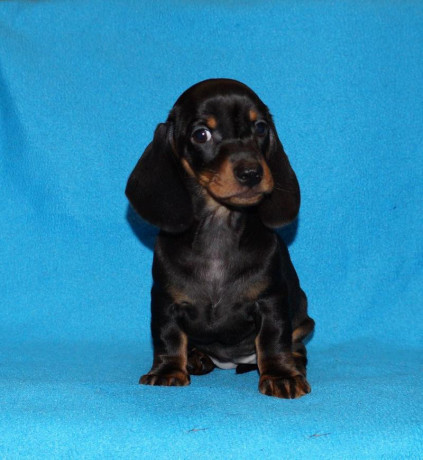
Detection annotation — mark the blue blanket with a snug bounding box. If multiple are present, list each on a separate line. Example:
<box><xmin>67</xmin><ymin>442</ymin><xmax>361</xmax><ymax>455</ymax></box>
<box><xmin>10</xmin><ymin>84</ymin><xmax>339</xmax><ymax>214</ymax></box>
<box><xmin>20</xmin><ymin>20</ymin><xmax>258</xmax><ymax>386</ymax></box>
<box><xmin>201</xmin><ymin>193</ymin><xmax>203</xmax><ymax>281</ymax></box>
<box><xmin>1</xmin><ymin>1</ymin><xmax>422</xmax><ymax>457</ymax></box>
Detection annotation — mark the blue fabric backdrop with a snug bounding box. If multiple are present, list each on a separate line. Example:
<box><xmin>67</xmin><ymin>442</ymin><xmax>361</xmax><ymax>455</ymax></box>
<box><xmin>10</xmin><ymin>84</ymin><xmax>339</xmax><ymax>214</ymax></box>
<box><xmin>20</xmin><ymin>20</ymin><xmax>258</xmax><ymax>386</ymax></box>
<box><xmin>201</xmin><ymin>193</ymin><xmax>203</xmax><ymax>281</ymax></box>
<box><xmin>1</xmin><ymin>1</ymin><xmax>422</xmax><ymax>458</ymax></box>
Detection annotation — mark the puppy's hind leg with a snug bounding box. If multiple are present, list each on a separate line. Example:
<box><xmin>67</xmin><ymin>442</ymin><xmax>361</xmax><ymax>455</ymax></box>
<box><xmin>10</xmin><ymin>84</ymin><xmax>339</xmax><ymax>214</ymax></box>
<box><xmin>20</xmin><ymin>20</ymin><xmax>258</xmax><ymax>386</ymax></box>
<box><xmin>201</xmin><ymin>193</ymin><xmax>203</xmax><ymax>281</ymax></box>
<box><xmin>187</xmin><ymin>348</ymin><xmax>216</xmax><ymax>375</ymax></box>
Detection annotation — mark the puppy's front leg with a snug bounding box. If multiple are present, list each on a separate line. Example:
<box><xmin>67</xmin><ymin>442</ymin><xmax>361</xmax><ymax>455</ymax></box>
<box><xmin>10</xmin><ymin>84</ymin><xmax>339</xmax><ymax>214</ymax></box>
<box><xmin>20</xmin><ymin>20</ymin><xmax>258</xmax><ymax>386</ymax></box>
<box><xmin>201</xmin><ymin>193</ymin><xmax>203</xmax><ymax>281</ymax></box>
<box><xmin>140</xmin><ymin>290</ymin><xmax>190</xmax><ymax>387</ymax></box>
<box><xmin>255</xmin><ymin>295</ymin><xmax>310</xmax><ymax>399</ymax></box>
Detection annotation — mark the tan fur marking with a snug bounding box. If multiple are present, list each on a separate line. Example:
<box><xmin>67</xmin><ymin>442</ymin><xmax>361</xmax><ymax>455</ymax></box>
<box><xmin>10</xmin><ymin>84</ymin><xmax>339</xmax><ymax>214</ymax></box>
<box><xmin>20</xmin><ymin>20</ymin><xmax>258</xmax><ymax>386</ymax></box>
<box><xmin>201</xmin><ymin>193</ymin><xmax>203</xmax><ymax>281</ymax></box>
<box><xmin>255</xmin><ymin>340</ymin><xmax>300</xmax><ymax>377</ymax></box>
<box><xmin>206</xmin><ymin>116</ymin><xmax>217</xmax><ymax>129</ymax></box>
<box><xmin>207</xmin><ymin>157</ymin><xmax>274</xmax><ymax>204</ymax></box>
<box><xmin>197</xmin><ymin>170</ymin><xmax>214</xmax><ymax>187</ymax></box>
<box><xmin>260</xmin><ymin>159</ymin><xmax>274</xmax><ymax>193</ymax></box>
<box><xmin>255</xmin><ymin>336</ymin><xmax>264</xmax><ymax>374</ymax></box>
<box><xmin>207</xmin><ymin>157</ymin><xmax>241</xmax><ymax>198</ymax></box>
<box><xmin>181</xmin><ymin>158</ymin><xmax>196</xmax><ymax>177</ymax></box>
<box><xmin>292</xmin><ymin>318</ymin><xmax>315</xmax><ymax>343</ymax></box>
<box><xmin>292</xmin><ymin>327</ymin><xmax>303</xmax><ymax>344</ymax></box>
<box><xmin>179</xmin><ymin>331</ymin><xmax>188</xmax><ymax>371</ymax></box>
<box><xmin>184</xmin><ymin>153</ymin><xmax>274</xmax><ymax>206</ymax></box>
<box><xmin>249</xmin><ymin>110</ymin><xmax>258</xmax><ymax>121</ymax></box>
<box><xmin>246</xmin><ymin>279</ymin><xmax>269</xmax><ymax>300</ymax></box>
<box><xmin>168</xmin><ymin>286</ymin><xmax>192</xmax><ymax>305</ymax></box>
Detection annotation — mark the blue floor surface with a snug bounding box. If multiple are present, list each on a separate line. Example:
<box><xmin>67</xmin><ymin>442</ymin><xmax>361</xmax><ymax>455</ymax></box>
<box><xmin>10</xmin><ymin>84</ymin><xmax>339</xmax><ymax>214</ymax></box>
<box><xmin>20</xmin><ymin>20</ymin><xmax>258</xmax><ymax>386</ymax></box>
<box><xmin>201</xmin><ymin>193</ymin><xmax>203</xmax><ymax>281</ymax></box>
<box><xmin>1</xmin><ymin>341</ymin><xmax>422</xmax><ymax>458</ymax></box>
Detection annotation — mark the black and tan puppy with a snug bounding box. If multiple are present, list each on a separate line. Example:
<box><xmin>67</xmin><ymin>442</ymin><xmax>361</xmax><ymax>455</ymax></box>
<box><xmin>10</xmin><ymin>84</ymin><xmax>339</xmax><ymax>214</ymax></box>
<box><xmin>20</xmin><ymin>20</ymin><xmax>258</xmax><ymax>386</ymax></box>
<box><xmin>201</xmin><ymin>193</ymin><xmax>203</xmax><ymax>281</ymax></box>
<box><xmin>126</xmin><ymin>79</ymin><xmax>314</xmax><ymax>398</ymax></box>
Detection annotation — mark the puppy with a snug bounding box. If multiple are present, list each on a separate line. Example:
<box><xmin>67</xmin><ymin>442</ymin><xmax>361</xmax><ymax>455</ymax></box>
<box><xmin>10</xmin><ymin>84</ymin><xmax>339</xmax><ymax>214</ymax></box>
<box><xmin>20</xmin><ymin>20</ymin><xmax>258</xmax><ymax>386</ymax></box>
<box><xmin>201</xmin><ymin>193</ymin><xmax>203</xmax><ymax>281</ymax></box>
<box><xmin>126</xmin><ymin>78</ymin><xmax>314</xmax><ymax>398</ymax></box>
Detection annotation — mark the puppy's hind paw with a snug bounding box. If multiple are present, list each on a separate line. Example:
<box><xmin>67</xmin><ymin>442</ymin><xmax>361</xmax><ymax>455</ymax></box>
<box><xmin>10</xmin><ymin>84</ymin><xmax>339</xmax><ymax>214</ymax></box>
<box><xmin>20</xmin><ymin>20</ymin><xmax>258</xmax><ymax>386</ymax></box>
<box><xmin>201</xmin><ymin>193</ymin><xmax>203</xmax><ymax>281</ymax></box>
<box><xmin>187</xmin><ymin>348</ymin><xmax>216</xmax><ymax>375</ymax></box>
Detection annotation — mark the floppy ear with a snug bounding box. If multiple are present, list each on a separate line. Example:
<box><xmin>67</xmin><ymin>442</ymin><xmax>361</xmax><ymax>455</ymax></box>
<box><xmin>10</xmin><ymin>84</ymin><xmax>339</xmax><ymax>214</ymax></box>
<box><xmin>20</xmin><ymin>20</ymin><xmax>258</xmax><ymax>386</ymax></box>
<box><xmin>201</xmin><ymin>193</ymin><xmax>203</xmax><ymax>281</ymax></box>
<box><xmin>258</xmin><ymin>128</ymin><xmax>300</xmax><ymax>228</ymax></box>
<box><xmin>125</xmin><ymin>122</ymin><xmax>193</xmax><ymax>233</ymax></box>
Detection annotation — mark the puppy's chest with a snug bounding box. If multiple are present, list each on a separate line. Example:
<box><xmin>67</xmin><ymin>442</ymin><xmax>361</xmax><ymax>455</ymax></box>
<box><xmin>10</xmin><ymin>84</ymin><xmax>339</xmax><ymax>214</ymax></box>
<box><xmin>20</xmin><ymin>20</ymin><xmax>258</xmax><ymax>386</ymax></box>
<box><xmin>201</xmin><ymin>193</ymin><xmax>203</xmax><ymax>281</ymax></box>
<box><xmin>172</xmin><ymin>253</ymin><xmax>233</xmax><ymax>310</ymax></box>
<box><xmin>172</xmin><ymin>247</ymin><xmax>257</xmax><ymax>341</ymax></box>
<box><xmin>198</xmin><ymin>248</ymin><xmax>231</xmax><ymax>286</ymax></box>
<box><xmin>165</xmin><ymin>246</ymin><xmax>247</xmax><ymax>308</ymax></box>
<box><xmin>189</xmin><ymin>226</ymin><xmax>244</xmax><ymax>293</ymax></box>
<box><xmin>157</xmin><ymin>217</ymin><xmax>274</xmax><ymax>308</ymax></box>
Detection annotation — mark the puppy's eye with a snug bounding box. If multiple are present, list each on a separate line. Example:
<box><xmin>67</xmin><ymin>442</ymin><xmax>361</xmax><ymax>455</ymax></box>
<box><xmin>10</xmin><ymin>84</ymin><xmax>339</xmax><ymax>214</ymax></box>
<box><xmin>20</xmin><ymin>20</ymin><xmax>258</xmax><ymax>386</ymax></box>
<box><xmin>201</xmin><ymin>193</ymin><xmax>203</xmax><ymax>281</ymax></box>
<box><xmin>254</xmin><ymin>121</ymin><xmax>268</xmax><ymax>137</ymax></box>
<box><xmin>191</xmin><ymin>128</ymin><xmax>212</xmax><ymax>144</ymax></box>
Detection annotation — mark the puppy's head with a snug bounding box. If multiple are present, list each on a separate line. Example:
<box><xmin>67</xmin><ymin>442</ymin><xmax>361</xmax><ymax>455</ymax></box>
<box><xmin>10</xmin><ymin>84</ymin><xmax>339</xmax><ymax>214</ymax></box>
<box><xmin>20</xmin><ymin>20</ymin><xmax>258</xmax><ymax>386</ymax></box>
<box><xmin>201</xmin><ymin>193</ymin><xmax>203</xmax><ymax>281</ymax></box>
<box><xmin>126</xmin><ymin>79</ymin><xmax>300</xmax><ymax>233</ymax></box>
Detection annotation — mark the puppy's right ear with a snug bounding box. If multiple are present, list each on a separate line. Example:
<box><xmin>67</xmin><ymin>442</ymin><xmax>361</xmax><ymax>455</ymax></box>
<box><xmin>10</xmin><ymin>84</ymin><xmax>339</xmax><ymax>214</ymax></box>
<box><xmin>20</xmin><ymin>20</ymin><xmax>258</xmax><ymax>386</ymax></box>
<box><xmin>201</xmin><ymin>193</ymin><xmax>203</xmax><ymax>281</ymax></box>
<box><xmin>125</xmin><ymin>123</ymin><xmax>193</xmax><ymax>233</ymax></box>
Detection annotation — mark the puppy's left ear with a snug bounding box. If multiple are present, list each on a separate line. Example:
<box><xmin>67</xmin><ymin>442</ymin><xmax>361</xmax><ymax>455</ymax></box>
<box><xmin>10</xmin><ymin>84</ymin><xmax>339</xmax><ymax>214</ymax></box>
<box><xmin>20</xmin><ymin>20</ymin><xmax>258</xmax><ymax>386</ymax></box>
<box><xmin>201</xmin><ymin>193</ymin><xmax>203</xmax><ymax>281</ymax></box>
<box><xmin>258</xmin><ymin>127</ymin><xmax>300</xmax><ymax>228</ymax></box>
<box><xmin>125</xmin><ymin>122</ymin><xmax>193</xmax><ymax>233</ymax></box>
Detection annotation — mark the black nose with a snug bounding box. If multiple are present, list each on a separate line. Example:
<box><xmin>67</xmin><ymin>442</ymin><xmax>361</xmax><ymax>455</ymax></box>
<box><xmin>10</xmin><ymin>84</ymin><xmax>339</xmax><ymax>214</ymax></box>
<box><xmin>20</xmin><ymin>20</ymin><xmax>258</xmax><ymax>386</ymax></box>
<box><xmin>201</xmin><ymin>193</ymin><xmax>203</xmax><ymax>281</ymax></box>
<box><xmin>234</xmin><ymin>163</ymin><xmax>263</xmax><ymax>187</ymax></box>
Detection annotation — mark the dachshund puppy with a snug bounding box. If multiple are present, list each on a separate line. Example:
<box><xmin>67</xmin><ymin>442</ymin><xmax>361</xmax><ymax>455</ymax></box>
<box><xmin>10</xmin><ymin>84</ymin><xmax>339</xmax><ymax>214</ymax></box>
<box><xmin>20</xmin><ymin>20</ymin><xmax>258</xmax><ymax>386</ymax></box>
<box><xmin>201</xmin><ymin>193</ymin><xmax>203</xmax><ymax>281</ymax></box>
<box><xmin>126</xmin><ymin>79</ymin><xmax>314</xmax><ymax>398</ymax></box>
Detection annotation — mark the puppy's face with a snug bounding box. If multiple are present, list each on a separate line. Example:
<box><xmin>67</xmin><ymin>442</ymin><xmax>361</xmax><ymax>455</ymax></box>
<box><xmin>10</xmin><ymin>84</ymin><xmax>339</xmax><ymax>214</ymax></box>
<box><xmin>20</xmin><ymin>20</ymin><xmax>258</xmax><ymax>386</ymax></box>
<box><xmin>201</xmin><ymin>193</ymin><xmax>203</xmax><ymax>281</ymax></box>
<box><xmin>171</xmin><ymin>80</ymin><xmax>275</xmax><ymax>207</ymax></box>
<box><xmin>126</xmin><ymin>78</ymin><xmax>300</xmax><ymax>232</ymax></box>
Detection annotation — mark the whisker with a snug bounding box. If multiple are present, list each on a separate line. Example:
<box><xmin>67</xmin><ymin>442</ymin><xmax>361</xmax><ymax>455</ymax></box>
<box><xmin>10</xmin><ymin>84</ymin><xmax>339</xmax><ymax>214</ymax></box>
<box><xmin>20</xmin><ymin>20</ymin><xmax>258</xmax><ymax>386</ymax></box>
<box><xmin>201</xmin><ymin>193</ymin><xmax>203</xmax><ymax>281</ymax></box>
<box><xmin>273</xmin><ymin>182</ymin><xmax>297</xmax><ymax>194</ymax></box>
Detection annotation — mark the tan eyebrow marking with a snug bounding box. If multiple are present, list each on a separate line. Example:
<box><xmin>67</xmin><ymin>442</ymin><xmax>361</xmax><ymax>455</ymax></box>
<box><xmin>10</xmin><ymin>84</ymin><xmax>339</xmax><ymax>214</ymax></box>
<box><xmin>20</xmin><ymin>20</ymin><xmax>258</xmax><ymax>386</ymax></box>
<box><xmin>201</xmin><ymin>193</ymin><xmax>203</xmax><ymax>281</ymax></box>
<box><xmin>206</xmin><ymin>116</ymin><xmax>217</xmax><ymax>129</ymax></box>
<box><xmin>249</xmin><ymin>110</ymin><xmax>258</xmax><ymax>121</ymax></box>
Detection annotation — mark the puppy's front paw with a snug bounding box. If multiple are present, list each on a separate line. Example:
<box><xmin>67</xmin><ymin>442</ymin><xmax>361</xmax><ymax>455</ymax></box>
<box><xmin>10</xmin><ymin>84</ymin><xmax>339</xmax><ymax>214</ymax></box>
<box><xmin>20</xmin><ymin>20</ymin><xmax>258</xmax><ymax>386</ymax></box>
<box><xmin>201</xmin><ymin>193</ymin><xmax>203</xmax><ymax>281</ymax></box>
<box><xmin>139</xmin><ymin>371</ymin><xmax>190</xmax><ymax>387</ymax></box>
<box><xmin>259</xmin><ymin>374</ymin><xmax>310</xmax><ymax>399</ymax></box>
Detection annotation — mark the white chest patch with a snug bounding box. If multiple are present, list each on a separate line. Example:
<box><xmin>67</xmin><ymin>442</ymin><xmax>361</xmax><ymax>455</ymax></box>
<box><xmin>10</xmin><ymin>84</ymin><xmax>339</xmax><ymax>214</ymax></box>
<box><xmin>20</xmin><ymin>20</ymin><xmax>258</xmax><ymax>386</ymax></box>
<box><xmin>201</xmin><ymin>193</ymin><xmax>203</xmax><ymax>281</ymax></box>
<box><xmin>209</xmin><ymin>353</ymin><xmax>257</xmax><ymax>370</ymax></box>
